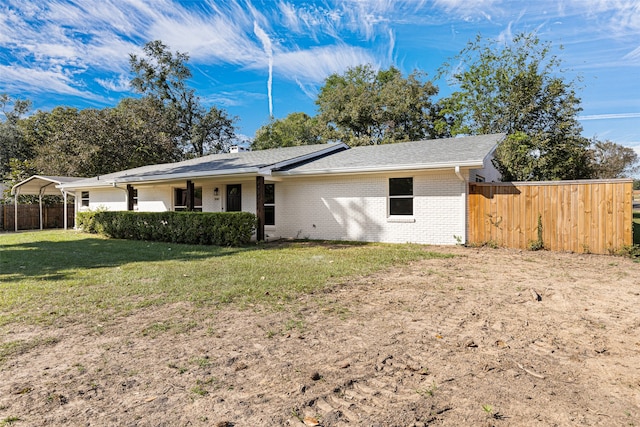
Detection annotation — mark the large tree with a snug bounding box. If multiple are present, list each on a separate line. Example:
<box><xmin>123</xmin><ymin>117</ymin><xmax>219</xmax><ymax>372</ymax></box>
<box><xmin>315</xmin><ymin>65</ymin><xmax>441</xmax><ymax>146</ymax></box>
<box><xmin>589</xmin><ymin>139</ymin><xmax>639</xmax><ymax>179</ymax></box>
<box><xmin>251</xmin><ymin>112</ymin><xmax>322</xmax><ymax>150</ymax></box>
<box><xmin>439</xmin><ymin>33</ymin><xmax>591</xmax><ymax>181</ymax></box>
<box><xmin>129</xmin><ymin>40</ymin><xmax>237</xmax><ymax>157</ymax></box>
<box><xmin>0</xmin><ymin>94</ymin><xmax>32</xmax><ymax>177</ymax></box>
<box><xmin>19</xmin><ymin>99</ymin><xmax>182</xmax><ymax>177</ymax></box>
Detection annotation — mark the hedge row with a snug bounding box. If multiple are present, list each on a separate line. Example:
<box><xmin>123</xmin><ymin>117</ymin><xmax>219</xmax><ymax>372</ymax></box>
<box><xmin>77</xmin><ymin>211</ymin><xmax>256</xmax><ymax>246</ymax></box>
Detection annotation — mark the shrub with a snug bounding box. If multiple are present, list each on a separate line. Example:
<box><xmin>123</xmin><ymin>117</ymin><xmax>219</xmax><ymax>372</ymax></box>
<box><xmin>77</xmin><ymin>211</ymin><xmax>256</xmax><ymax>246</ymax></box>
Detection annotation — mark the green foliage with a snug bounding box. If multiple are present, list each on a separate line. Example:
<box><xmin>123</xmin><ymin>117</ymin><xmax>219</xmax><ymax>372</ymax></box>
<box><xmin>77</xmin><ymin>211</ymin><xmax>256</xmax><ymax>246</ymax></box>
<box><xmin>0</xmin><ymin>94</ymin><xmax>32</xmax><ymax>177</ymax></box>
<box><xmin>252</xmin><ymin>113</ymin><xmax>322</xmax><ymax>150</ymax></box>
<box><xmin>2</xmin><ymin>159</ymin><xmax>37</xmax><ymax>202</ymax></box>
<box><xmin>129</xmin><ymin>40</ymin><xmax>237</xmax><ymax>156</ymax></box>
<box><xmin>589</xmin><ymin>138</ymin><xmax>640</xmax><ymax>179</ymax></box>
<box><xmin>18</xmin><ymin>102</ymin><xmax>182</xmax><ymax>177</ymax></box>
<box><xmin>634</xmin><ymin>180</ymin><xmax>640</xmax><ymax>190</ymax></box>
<box><xmin>316</xmin><ymin>64</ymin><xmax>442</xmax><ymax>146</ymax></box>
<box><xmin>439</xmin><ymin>32</ymin><xmax>591</xmax><ymax>181</ymax></box>
<box><xmin>528</xmin><ymin>214</ymin><xmax>545</xmax><ymax>251</ymax></box>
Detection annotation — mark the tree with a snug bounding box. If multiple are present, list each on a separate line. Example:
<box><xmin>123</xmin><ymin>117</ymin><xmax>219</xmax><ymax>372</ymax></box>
<box><xmin>19</xmin><ymin>99</ymin><xmax>183</xmax><ymax>177</ymax></box>
<box><xmin>439</xmin><ymin>33</ymin><xmax>591</xmax><ymax>181</ymax></box>
<box><xmin>129</xmin><ymin>40</ymin><xmax>237</xmax><ymax>157</ymax></box>
<box><xmin>589</xmin><ymin>139</ymin><xmax>639</xmax><ymax>179</ymax></box>
<box><xmin>316</xmin><ymin>65</ymin><xmax>441</xmax><ymax>146</ymax></box>
<box><xmin>20</xmin><ymin>106</ymin><xmax>96</xmax><ymax>177</ymax></box>
<box><xmin>0</xmin><ymin>94</ymin><xmax>32</xmax><ymax>177</ymax></box>
<box><xmin>251</xmin><ymin>112</ymin><xmax>322</xmax><ymax>150</ymax></box>
<box><xmin>2</xmin><ymin>158</ymin><xmax>37</xmax><ymax>202</ymax></box>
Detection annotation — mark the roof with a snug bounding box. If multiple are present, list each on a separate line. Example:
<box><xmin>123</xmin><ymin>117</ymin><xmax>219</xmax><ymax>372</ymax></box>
<box><xmin>276</xmin><ymin>133</ymin><xmax>505</xmax><ymax>175</ymax></box>
<box><xmin>59</xmin><ymin>143</ymin><xmax>348</xmax><ymax>189</ymax></box>
<box><xmin>56</xmin><ymin>134</ymin><xmax>503</xmax><ymax>190</ymax></box>
<box><xmin>12</xmin><ymin>175</ymin><xmax>85</xmax><ymax>196</ymax></box>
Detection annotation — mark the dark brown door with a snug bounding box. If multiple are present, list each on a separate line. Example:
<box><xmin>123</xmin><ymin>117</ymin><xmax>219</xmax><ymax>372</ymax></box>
<box><xmin>226</xmin><ymin>184</ymin><xmax>241</xmax><ymax>212</ymax></box>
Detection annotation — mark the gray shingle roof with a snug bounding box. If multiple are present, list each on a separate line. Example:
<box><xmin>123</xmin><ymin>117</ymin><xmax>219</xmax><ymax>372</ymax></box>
<box><xmin>62</xmin><ymin>144</ymin><xmax>346</xmax><ymax>188</ymax></box>
<box><xmin>278</xmin><ymin>133</ymin><xmax>504</xmax><ymax>174</ymax></box>
<box><xmin>59</xmin><ymin>134</ymin><xmax>503</xmax><ymax>189</ymax></box>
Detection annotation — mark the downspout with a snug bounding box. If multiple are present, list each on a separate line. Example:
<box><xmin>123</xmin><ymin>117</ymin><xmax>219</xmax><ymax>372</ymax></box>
<box><xmin>454</xmin><ymin>166</ymin><xmax>467</xmax><ymax>245</ymax></box>
<box><xmin>111</xmin><ymin>182</ymin><xmax>129</xmax><ymax>209</ymax></box>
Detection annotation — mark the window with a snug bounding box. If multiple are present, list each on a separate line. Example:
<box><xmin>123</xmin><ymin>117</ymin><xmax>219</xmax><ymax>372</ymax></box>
<box><xmin>132</xmin><ymin>189</ymin><xmax>138</xmax><ymax>209</ymax></box>
<box><xmin>264</xmin><ymin>184</ymin><xmax>275</xmax><ymax>226</ymax></box>
<box><xmin>389</xmin><ymin>177</ymin><xmax>413</xmax><ymax>216</ymax></box>
<box><xmin>174</xmin><ymin>187</ymin><xmax>202</xmax><ymax>211</ymax></box>
<box><xmin>81</xmin><ymin>191</ymin><xmax>90</xmax><ymax>207</ymax></box>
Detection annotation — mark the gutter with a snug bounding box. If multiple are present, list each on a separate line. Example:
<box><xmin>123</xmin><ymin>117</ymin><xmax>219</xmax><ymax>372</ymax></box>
<box><xmin>273</xmin><ymin>160</ymin><xmax>485</xmax><ymax>177</ymax></box>
<box><xmin>59</xmin><ymin>169</ymin><xmax>261</xmax><ymax>190</ymax></box>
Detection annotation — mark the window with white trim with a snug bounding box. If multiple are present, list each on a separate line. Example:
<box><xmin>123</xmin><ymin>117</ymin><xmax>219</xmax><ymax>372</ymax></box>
<box><xmin>81</xmin><ymin>191</ymin><xmax>90</xmax><ymax>207</ymax></box>
<box><xmin>264</xmin><ymin>184</ymin><xmax>275</xmax><ymax>226</ymax></box>
<box><xmin>389</xmin><ymin>177</ymin><xmax>413</xmax><ymax>216</ymax></box>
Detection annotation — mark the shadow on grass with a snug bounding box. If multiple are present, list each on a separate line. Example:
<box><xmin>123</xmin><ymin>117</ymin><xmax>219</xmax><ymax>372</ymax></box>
<box><xmin>0</xmin><ymin>234</ymin><xmax>253</xmax><ymax>282</ymax></box>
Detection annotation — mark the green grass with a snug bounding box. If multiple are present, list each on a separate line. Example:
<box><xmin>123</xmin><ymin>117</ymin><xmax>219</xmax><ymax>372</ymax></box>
<box><xmin>0</xmin><ymin>230</ymin><xmax>452</xmax><ymax>327</ymax></box>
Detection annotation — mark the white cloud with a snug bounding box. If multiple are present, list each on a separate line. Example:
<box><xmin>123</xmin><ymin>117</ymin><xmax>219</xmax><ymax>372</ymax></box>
<box><xmin>271</xmin><ymin>45</ymin><xmax>379</xmax><ymax>84</ymax></box>
<box><xmin>623</xmin><ymin>45</ymin><xmax>640</xmax><ymax>61</ymax></box>
<box><xmin>95</xmin><ymin>74</ymin><xmax>130</xmax><ymax>92</ymax></box>
<box><xmin>0</xmin><ymin>64</ymin><xmax>100</xmax><ymax>99</ymax></box>
<box><xmin>432</xmin><ymin>0</ymin><xmax>501</xmax><ymax>21</ymax></box>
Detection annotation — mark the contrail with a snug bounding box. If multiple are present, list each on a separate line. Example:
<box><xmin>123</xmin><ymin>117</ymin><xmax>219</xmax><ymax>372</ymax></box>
<box><xmin>579</xmin><ymin>112</ymin><xmax>640</xmax><ymax>121</ymax></box>
<box><xmin>254</xmin><ymin>21</ymin><xmax>273</xmax><ymax>118</ymax></box>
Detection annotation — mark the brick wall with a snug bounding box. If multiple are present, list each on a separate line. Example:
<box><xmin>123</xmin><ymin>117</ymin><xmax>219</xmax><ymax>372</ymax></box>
<box><xmin>275</xmin><ymin>170</ymin><xmax>468</xmax><ymax>245</ymax></box>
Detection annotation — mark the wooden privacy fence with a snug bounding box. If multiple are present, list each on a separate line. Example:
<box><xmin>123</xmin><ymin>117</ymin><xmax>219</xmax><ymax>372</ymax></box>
<box><xmin>1</xmin><ymin>204</ymin><xmax>74</xmax><ymax>231</ymax></box>
<box><xmin>468</xmin><ymin>179</ymin><xmax>633</xmax><ymax>254</ymax></box>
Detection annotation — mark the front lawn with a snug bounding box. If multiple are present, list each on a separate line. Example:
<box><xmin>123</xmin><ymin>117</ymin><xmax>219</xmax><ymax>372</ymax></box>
<box><xmin>0</xmin><ymin>230</ymin><xmax>451</xmax><ymax>326</ymax></box>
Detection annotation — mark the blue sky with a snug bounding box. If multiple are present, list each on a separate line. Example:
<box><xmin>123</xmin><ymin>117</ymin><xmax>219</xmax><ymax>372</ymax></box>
<box><xmin>1</xmin><ymin>0</ymin><xmax>639</xmax><ymax>156</ymax></box>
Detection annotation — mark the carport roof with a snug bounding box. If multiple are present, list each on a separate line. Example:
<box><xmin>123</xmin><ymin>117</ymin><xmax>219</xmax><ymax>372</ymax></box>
<box><xmin>11</xmin><ymin>175</ymin><xmax>85</xmax><ymax>196</ymax></box>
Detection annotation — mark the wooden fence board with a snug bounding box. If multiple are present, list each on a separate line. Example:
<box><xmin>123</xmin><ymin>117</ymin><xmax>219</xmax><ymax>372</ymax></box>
<box><xmin>468</xmin><ymin>179</ymin><xmax>633</xmax><ymax>254</ymax></box>
<box><xmin>2</xmin><ymin>204</ymin><xmax>74</xmax><ymax>231</ymax></box>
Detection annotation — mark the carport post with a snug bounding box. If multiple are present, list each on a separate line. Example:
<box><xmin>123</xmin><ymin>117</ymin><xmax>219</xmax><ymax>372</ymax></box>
<box><xmin>39</xmin><ymin>188</ymin><xmax>44</xmax><ymax>230</ymax></box>
<box><xmin>63</xmin><ymin>191</ymin><xmax>68</xmax><ymax>230</ymax></box>
<box><xmin>13</xmin><ymin>188</ymin><xmax>19</xmax><ymax>232</ymax></box>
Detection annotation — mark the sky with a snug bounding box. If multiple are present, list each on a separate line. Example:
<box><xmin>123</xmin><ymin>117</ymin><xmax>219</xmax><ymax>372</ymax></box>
<box><xmin>1</xmin><ymin>0</ymin><xmax>639</xmax><ymax>157</ymax></box>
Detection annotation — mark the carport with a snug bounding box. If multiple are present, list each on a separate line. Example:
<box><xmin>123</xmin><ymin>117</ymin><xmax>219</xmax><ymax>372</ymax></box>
<box><xmin>10</xmin><ymin>175</ymin><xmax>83</xmax><ymax>231</ymax></box>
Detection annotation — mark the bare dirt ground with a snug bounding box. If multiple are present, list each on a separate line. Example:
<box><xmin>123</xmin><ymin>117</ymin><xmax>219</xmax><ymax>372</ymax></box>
<box><xmin>2</xmin><ymin>246</ymin><xmax>640</xmax><ymax>426</ymax></box>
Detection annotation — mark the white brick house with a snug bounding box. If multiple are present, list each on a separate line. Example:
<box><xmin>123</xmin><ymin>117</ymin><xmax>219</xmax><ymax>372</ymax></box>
<box><xmin>52</xmin><ymin>134</ymin><xmax>504</xmax><ymax>245</ymax></box>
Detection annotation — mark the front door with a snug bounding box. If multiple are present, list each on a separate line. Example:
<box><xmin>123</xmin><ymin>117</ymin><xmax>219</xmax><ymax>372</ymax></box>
<box><xmin>226</xmin><ymin>184</ymin><xmax>241</xmax><ymax>212</ymax></box>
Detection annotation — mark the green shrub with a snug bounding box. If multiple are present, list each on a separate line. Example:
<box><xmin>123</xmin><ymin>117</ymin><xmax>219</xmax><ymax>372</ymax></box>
<box><xmin>77</xmin><ymin>211</ymin><xmax>256</xmax><ymax>246</ymax></box>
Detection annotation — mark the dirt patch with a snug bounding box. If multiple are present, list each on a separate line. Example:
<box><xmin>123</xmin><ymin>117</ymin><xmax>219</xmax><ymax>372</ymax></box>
<box><xmin>2</xmin><ymin>246</ymin><xmax>640</xmax><ymax>426</ymax></box>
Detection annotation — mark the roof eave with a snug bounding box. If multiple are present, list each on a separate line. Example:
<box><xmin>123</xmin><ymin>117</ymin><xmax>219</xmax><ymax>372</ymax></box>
<box><xmin>59</xmin><ymin>168</ymin><xmax>261</xmax><ymax>190</ymax></box>
<box><xmin>273</xmin><ymin>160</ymin><xmax>486</xmax><ymax>177</ymax></box>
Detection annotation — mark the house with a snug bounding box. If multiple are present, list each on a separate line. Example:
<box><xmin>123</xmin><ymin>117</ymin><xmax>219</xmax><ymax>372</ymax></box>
<box><xmin>52</xmin><ymin>133</ymin><xmax>504</xmax><ymax>245</ymax></box>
